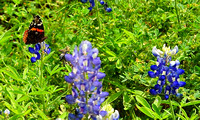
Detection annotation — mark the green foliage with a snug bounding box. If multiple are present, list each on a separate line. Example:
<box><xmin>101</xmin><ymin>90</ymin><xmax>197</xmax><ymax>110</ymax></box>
<box><xmin>0</xmin><ymin>0</ymin><xmax>200</xmax><ymax>119</ymax></box>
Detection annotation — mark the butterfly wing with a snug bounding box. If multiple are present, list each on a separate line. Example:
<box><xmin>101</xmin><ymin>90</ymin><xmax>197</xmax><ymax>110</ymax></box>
<box><xmin>23</xmin><ymin>15</ymin><xmax>46</xmax><ymax>44</ymax></box>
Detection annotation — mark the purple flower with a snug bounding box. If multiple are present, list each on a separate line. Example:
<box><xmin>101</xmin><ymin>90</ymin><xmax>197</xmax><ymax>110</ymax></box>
<box><xmin>148</xmin><ymin>45</ymin><xmax>186</xmax><ymax>100</ymax></box>
<box><xmin>68</xmin><ymin>109</ymin><xmax>83</xmax><ymax>120</ymax></box>
<box><xmin>64</xmin><ymin>40</ymin><xmax>109</xmax><ymax>119</ymax></box>
<box><xmin>80</xmin><ymin>0</ymin><xmax>112</xmax><ymax>12</ymax></box>
<box><xmin>28</xmin><ymin>42</ymin><xmax>51</xmax><ymax>63</ymax></box>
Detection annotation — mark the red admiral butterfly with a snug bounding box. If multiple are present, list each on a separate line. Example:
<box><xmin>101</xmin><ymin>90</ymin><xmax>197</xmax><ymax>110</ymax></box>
<box><xmin>23</xmin><ymin>15</ymin><xmax>47</xmax><ymax>44</ymax></box>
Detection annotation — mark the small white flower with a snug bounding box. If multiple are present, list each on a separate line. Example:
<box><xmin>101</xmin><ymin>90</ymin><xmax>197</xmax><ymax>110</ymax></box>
<box><xmin>110</xmin><ymin>110</ymin><xmax>119</xmax><ymax>120</ymax></box>
<box><xmin>96</xmin><ymin>115</ymin><xmax>103</xmax><ymax>120</ymax></box>
<box><xmin>4</xmin><ymin>109</ymin><xmax>10</xmax><ymax>115</ymax></box>
<box><xmin>55</xmin><ymin>118</ymin><xmax>62</xmax><ymax>120</ymax></box>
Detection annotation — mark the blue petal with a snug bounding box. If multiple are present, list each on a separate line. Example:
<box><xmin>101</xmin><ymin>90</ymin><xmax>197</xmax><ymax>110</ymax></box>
<box><xmin>88</xmin><ymin>7</ymin><xmax>93</xmax><ymax>11</ymax></box>
<box><xmin>64</xmin><ymin>75</ymin><xmax>73</xmax><ymax>83</ymax></box>
<box><xmin>35</xmin><ymin>52</ymin><xmax>41</xmax><ymax>60</ymax></box>
<box><xmin>99</xmin><ymin>0</ymin><xmax>104</xmax><ymax>5</ymax></box>
<box><xmin>150</xmin><ymin>89</ymin><xmax>157</xmax><ymax>95</ymax></box>
<box><xmin>29</xmin><ymin>47</ymin><xmax>35</xmax><ymax>53</ymax></box>
<box><xmin>177</xmin><ymin>69</ymin><xmax>185</xmax><ymax>75</ymax></box>
<box><xmin>93</xmin><ymin>57</ymin><xmax>101</xmax><ymax>66</ymax></box>
<box><xmin>31</xmin><ymin>57</ymin><xmax>37</xmax><ymax>63</ymax></box>
<box><xmin>47</xmin><ymin>48</ymin><xmax>51</xmax><ymax>54</ymax></box>
<box><xmin>93</xmin><ymin>105</ymin><xmax>100</xmax><ymax>114</ymax></box>
<box><xmin>179</xmin><ymin>81</ymin><xmax>186</xmax><ymax>87</ymax></box>
<box><xmin>89</xmin><ymin>0</ymin><xmax>95</xmax><ymax>7</ymax></box>
<box><xmin>68</xmin><ymin>113</ymin><xmax>76</xmax><ymax>120</ymax></box>
<box><xmin>100</xmin><ymin>111</ymin><xmax>107</xmax><ymax>117</ymax></box>
<box><xmin>65</xmin><ymin>54</ymin><xmax>73</xmax><ymax>62</ymax></box>
<box><xmin>165</xmin><ymin>94</ymin><xmax>169</xmax><ymax>100</ymax></box>
<box><xmin>81</xmin><ymin>0</ymin><xmax>88</xmax><ymax>3</ymax></box>
<box><xmin>97</xmin><ymin>72</ymin><xmax>106</xmax><ymax>79</ymax></box>
<box><xmin>69</xmin><ymin>72</ymin><xmax>76</xmax><ymax>79</ymax></box>
<box><xmin>154</xmin><ymin>84</ymin><xmax>161</xmax><ymax>90</ymax></box>
<box><xmin>176</xmin><ymin>93</ymin><xmax>183</xmax><ymax>98</ymax></box>
<box><xmin>35</xmin><ymin>43</ymin><xmax>41</xmax><ymax>51</ymax></box>
<box><xmin>80</xmin><ymin>90</ymin><xmax>85</xmax><ymax>96</ymax></box>
<box><xmin>99</xmin><ymin>92</ymin><xmax>109</xmax><ymax>98</ymax></box>
<box><xmin>165</xmin><ymin>85</ymin><xmax>171</xmax><ymax>91</ymax></box>
<box><xmin>159</xmin><ymin>75</ymin><xmax>165</xmax><ymax>80</ymax></box>
<box><xmin>106</xmin><ymin>8</ymin><xmax>112</xmax><ymax>12</ymax></box>
<box><xmin>172</xmin><ymin>81</ymin><xmax>179</xmax><ymax>88</ymax></box>
<box><xmin>65</xmin><ymin>95</ymin><xmax>75</xmax><ymax>104</ymax></box>
<box><xmin>150</xmin><ymin>65</ymin><xmax>158</xmax><ymax>70</ymax></box>
<box><xmin>148</xmin><ymin>71</ymin><xmax>156</xmax><ymax>78</ymax></box>
<box><xmin>77</xmin><ymin>113</ymin><xmax>83</xmax><ymax>119</ymax></box>
<box><xmin>72</xmin><ymin>88</ymin><xmax>79</xmax><ymax>98</ymax></box>
<box><xmin>93</xmin><ymin>81</ymin><xmax>101</xmax><ymax>87</ymax></box>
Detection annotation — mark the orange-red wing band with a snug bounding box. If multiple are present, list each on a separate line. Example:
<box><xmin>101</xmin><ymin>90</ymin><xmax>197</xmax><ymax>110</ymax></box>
<box><xmin>30</xmin><ymin>28</ymin><xmax>44</xmax><ymax>32</ymax></box>
<box><xmin>23</xmin><ymin>30</ymin><xmax>29</xmax><ymax>43</ymax></box>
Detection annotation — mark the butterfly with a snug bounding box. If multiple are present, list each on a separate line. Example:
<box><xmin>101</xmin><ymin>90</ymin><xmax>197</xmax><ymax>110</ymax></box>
<box><xmin>23</xmin><ymin>15</ymin><xmax>47</xmax><ymax>44</ymax></box>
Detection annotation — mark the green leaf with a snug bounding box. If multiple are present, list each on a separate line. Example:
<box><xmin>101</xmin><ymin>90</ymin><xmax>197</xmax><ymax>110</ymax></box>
<box><xmin>181</xmin><ymin>108</ymin><xmax>189</xmax><ymax>119</ymax></box>
<box><xmin>123</xmin><ymin>92</ymin><xmax>132</xmax><ymax>110</ymax></box>
<box><xmin>37</xmin><ymin>109</ymin><xmax>49</xmax><ymax>120</ymax></box>
<box><xmin>16</xmin><ymin>95</ymin><xmax>29</xmax><ymax>102</ymax></box>
<box><xmin>49</xmin><ymin>65</ymin><xmax>66</xmax><ymax>76</ymax></box>
<box><xmin>136</xmin><ymin>95</ymin><xmax>151</xmax><ymax>109</ymax></box>
<box><xmin>162</xmin><ymin>100</ymin><xmax>180</xmax><ymax>106</ymax></box>
<box><xmin>153</xmin><ymin>96</ymin><xmax>161</xmax><ymax>108</ymax></box>
<box><xmin>59</xmin><ymin>112</ymin><xmax>68</xmax><ymax>119</ymax></box>
<box><xmin>176</xmin><ymin>114</ymin><xmax>186</xmax><ymax>120</ymax></box>
<box><xmin>65</xmin><ymin>64</ymin><xmax>72</xmax><ymax>73</ymax></box>
<box><xmin>29</xmin><ymin>91</ymin><xmax>49</xmax><ymax>95</ymax></box>
<box><xmin>43</xmin><ymin>51</ymin><xmax>55</xmax><ymax>63</ymax></box>
<box><xmin>23</xmin><ymin>67</ymin><xmax>28</xmax><ymax>79</ymax></box>
<box><xmin>104</xmin><ymin>48</ymin><xmax>117</xmax><ymax>57</ymax></box>
<box><xmin>122</xmin><ymin>29</ymin><xmax>136</xmax><ymax>43</ymax></box>
<box><xmin>136</xmin><ymin>104</ymin><xmax>154</xmax><ymax>118</ymax></box>
<box><xmin>102</xmin><ymin>91</ymin><xmax>123</xmax><ymax>107</ymax></box>
<box><xmin>152</xmin><ymin>104</ymin><xmax>160</xmax><ymax>115</ymax></box>
<box><xmin>0</xmin><ymin>31</ymin><xmax>12</xmax><ymax>45</ymax></box>
<box><xmin>0</xmin><ymin>66</ymin><xmax>26</xmax><ymax>83</ymax></box>
<box><xmin>181</xmin><ymin>100</ymin><xmax>200</xmax><ymax>107</ymax></box>
<box><xmin>116</xmin><ymin>59</ymin><xmax>122</xmax><ymax>69</ymax></box>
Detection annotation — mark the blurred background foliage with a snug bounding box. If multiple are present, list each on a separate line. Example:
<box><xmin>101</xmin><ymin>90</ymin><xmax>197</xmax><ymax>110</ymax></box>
<box><xmin>0</xmin><ymin>0</ymin><xmax>200</xmax><ymax>119</ymax></box>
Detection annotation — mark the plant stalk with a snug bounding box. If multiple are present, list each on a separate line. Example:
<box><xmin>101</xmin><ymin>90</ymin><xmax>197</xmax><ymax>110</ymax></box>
<box><xmin>39</xmin><ymin>46</ymin><xmax>46</xmax><ymax>114</ymax></box>
<box><xmin>169</xmin><ymin>97</ymin><xmax>175</xmax><ymax>120</ymax></box>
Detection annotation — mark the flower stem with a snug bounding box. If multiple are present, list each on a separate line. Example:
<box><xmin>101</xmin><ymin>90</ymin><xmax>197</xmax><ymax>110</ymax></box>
<box><xmin>169</xmin><ymin>97</ymin><xmax>175</xmax><ymax>120</ymax></box>
<box><xmin>40</xmin><ymin>49</ymin><xmax>45</xmax><ymax>114</ymax></box>
<box><xmin>84</xmin><ymin>72</ymin><xmax>89</xmax><ymax>120</ymax></box>
<box><xmin>175</xmin><ymin>0</ymin><xmax>181</xmax><ymax>29</ymax></box>
<box><xmin>96</xmin><ymin>0</ymin><xmax>102</xmax><ymax>37</ymax></box>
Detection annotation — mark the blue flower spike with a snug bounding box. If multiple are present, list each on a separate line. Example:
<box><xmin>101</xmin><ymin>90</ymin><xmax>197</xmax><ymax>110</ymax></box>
<box><xmin>149</xmin><ymin>44</ymin><xmax>186</xmax><ymax>100</ymax></box>
<box><xmin>28</xmin><ymin>42</ymin><xmax>51</xmax><ymax>63</ymax></box>
<box><xmin>80</xmin><ymin>0</ymin><xmax>112</xmax><ymax>12</ymax></box>
<box><xmin>64</xmin><ymin>40</ymin><xmax>117</xmax><ymax>119</ymax></box>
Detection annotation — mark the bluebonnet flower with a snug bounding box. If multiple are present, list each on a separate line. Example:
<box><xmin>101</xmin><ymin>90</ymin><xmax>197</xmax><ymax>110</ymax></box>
<box><xmin>28</xmin><ymin>42</ymin><xmax>51</xmax><ymax>63</ymax></box>
<box><xmin>65</xmin><ymin>41</ymin><xmax>109</xmax><ymax>119</ymax></box>
<box><xmin>81</xmin><ymin>0</ymin><xmax>112</xmax><ymax>12</ymax></box>
<box><xmin>148</xmin><ymin>44</ymin><xmax>186</xmax><ymax>100</ymax></box>
<box><xmin>68</xmin><ymin>109</ymin><xmax>83</xmax><ymax>120</ymax></box>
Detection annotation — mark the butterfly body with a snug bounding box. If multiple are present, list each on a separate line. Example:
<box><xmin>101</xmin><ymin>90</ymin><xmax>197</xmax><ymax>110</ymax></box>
<box><xmin>23</xmin><ymin>15</ymin><xmax>47</xmax><ymax>44</ymax></box>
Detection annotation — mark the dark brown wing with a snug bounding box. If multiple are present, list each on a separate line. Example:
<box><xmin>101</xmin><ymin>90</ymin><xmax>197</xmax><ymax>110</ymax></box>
<box><xmin>24</xmin><ymin>15</ymin><xmax>46</xmax><ymax>44</ymax></box>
